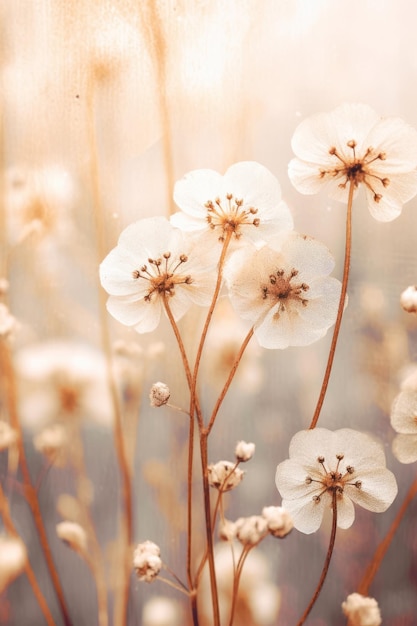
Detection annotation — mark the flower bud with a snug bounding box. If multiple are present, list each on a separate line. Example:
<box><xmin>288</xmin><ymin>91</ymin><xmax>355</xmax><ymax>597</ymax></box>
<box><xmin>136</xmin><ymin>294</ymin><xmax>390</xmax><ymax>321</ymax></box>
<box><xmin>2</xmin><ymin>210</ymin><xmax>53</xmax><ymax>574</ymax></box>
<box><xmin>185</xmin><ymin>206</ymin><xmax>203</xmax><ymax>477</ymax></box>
<box><xmin>262</xmin><ymin>506</ymin><xmax>293</xmax><ymax>538</ymax></box>
<box><xmin>341</xmin><ymin>593</ymin><xmax>382</xmax><ymax>626</ymax></box>
<box><xmin>56</xmin><ymin>521</ymin><xmax>87</xmax><ymax>555</ymax></box>
<box><xmin>235</xmin><ymin>516</ymin><xmax>268</xmax><ymax>546</ymax></box>
<box><xmin>149</xmin><ymin>382</ymin><xmax>171</xmax><ymax>407</ymax></box>
<box><xmin>0</xmin><ymin>537</ymin><xmax>27</xmax><ymax>593</ymax></box>
<box><xmin>400</xmin><ymin>285</ymin><xmax>417</xmax><ymax>313</ymax></box>
<box><xmin>207</xmin><ymin>461</ymin><xmax>244</xmax><ymax>491</ymax></box>
<box><xmin>235</xmin><ymin>440</ymin><xmax>255</xmax><ymax>462</ymax></box>
<box><xmin>133</xmin><ymin>541</ymin><xmax>162</xmax><ymax>583</ymax></box>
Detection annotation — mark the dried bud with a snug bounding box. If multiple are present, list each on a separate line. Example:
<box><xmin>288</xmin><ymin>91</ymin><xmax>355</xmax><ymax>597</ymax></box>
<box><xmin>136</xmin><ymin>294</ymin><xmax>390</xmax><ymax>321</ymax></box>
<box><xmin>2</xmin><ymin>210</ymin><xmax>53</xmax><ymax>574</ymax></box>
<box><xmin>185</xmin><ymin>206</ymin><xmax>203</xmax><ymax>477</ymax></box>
<box><xmin>235</xmin><ymin>440</ymin><xmax>255</xmax><ymax>462</ymax></box>
<box><xmin>149</xmin><ymin>382</ymin><xmax>171</xmax><ymax>407</ymax></box>
<box><xmin>235</xmin><ymin>516</ymin><xmax>268</xmax><ymax>546</ymax></box>
<box><xmin>0</xmin><ymin>422</ymin><xmax>18</xmax><ymax>451</ymax></box>
<box><xmin>133</xmin><ymin>541</ymin><xmax>162</xmax><ymax>583</ymax></box>
<box><xmin>400</xmin><ymin>285</ymin><xmax>417</xmax><ymax>313</ymax></box>
<box><xmin>56</xmin><ymin>521</ymin><xmax>87</xmax><ymax>555</ymax></box>
<box><xmin>0</xmin><ymin>537</ymin><xmax>27</xmax><ymax>593</ymax></box>
<box><xmin>262</xmin><ymin>506</ymin><xmax>293</xmax><ymax>538</ymax></box>
<box><xmin>342</xmin><ymin>593</ymin><xmax>382</xmax><ymax>626</ymax></box>
<box><xmin>218</xmin><ymin>519</ymin><xmax>237</xmax><ymax>542</ymax></box>
<box><xmin>208</xmin><ymin>461</ymin><xmax>245</xmax><ymax>491</ymax></box>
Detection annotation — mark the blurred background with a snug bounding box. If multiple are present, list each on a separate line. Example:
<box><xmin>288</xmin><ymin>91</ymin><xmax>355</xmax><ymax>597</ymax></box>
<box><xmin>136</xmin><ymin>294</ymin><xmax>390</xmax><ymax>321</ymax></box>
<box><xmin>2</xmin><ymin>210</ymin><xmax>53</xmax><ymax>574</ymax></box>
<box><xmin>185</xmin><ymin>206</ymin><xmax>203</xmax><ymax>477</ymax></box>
<box><xmin>1</xmin><ymin>1</ymin><xmax>417</xmax><ymax>624</ymax></box>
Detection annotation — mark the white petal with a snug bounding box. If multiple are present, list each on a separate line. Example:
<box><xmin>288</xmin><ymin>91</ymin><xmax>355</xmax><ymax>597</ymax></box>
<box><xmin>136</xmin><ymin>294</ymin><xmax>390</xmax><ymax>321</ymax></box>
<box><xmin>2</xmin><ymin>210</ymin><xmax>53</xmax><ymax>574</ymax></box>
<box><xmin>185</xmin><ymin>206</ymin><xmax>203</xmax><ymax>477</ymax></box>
<box><xmin>281</xmin><ymin>496</ymin><xmax>326</xmax><ymax>534</ymax></box>
<box><xmin>335</xmin><ymin>495</ymin><xmax>355</xmax><ymax>529</ymax></box>
<box><xmin>173</xmin><ymin>169</ymin><xmax>228</xmax><ymax>217</ymax></box>
<box><xmin>391</xmin><ymin>390</ymin><xmax>417</xmax><ymax>434</ymax></box>
<box><xmin>346</xmin><ymin>468</ymin><xmax>398</xmax><ymax>512</ymax></box>
<box><xmin>392</xmin><ymin>434</ymin><xmax>417</xmax><ymax>464</ymax></box>
<box><xmin>223</xmin><ymin>161</ymin><xmax>283</xmax><ymax>215</ymax></box>
<box><xmin>106</xmin><ymin>295</ymin><xmax>161</xmax><ymax>333</ymax></box>
<box><xmin>366</xmin><ymin>116</ymin><xmax>417</xmax><ymax>172</ymax></box>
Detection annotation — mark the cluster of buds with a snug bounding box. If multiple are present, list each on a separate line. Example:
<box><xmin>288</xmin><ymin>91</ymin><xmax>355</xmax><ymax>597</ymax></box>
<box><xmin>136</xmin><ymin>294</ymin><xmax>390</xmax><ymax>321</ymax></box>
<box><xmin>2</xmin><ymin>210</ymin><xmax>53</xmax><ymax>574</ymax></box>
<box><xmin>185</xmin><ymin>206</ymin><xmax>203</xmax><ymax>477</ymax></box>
<box><xmin>208</xmin><ymin>461</ymin><xmax>245</xmax><ymax>492</ymax></box>
<box><xmin>133</xmin><ymin>541</ymin><xmax>162</xmax><ymax>583</ymax></box>
<box><xmin>342</xmin><ymin>593</ymin><xmax>382</xmax><ymax>626</ymax></box>
<box><xmin>219</xmin><ymin>506</ymin><xmax>293</xmax><ymax>546</ymax></box>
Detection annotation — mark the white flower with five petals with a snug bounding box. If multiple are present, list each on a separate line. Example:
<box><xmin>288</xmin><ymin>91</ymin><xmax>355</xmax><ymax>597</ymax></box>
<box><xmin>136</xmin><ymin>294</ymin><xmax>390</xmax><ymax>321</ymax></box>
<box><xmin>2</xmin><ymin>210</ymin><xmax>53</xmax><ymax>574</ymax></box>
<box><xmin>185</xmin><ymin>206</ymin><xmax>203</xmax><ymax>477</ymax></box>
<box><xmin>224</xmin><ymin>231</ymin><xmax>341</xmax><ymax>349</ymax></box>
<box><xmin>171</xmin><ymin>161</ymin><xmax>293</xmax><ymax>244</ymax></box>
<box><xmin>275</xmin><ymin>428</ymin><xmax>397</xmax><ymax>534</ymax></box>
<box><xmin>100</xmin><ymin>217</ymin><xmax>217</xmax><ymax>334</ymax></box>
<box><xmin>288</xmin><ymin>103</ymin><xmax>417</xmax><ymax>221</ymax></box>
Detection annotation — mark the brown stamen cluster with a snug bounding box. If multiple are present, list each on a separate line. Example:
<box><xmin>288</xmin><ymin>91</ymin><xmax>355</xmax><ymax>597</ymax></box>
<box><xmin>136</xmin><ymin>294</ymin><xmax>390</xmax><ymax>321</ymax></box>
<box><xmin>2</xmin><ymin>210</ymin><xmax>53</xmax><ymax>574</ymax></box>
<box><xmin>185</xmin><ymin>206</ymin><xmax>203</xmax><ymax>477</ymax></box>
<box><xmin>320</xmin><ymin>139</ymin><xmax>390</xmax><ymax>203</ymax></box>
<box><xmin>205</xmin><ymin>193</ymin><xmax>260</xmax><ymax>241</ymax></box>
<box><xmin>132</xmin><ymin>252</ymin><xmax>192</xmax><ymax>302</ymax></box>
<box><xmin>262</xmin><ymin>268</ymin><xmax>309</xmax><ymax>316</ymax></box>
<box><xmin>305</xmin><ymin>454</ymin><xmax>362</xmax><ymax>504</ymax></box>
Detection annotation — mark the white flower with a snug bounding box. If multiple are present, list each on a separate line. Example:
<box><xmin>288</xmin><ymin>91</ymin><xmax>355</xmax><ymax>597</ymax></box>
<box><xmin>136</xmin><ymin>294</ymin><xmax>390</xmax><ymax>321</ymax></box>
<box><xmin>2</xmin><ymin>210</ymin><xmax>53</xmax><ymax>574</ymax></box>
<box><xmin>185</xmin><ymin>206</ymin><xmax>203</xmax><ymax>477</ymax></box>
<box><xmin>235</xmin><ymin>440</ymin><xmax>255</xmax><ymax>462</ymax></box>
<box><xmin>15</xmin><ymin>341</ymin><xmax>113</xmax><ymax>428</ymax></box>
<box><xmin>0</xmin><ymin>422</ymin><xmax>18</xmax><ymax>451</ymax></box>
<box><xmin>171</xmin><ymin>161</ymin><xmax>293</xmax><ymax>244</ymax></box>
<box><xmin>56</xmin><ymin>521</ymin><xmax>88</xmax><ymax>555</ymax></box>
<box><xmin>261</xmin><ymin>506</ymin><xmax>293</xmax><ymax>538</ymax></box>
<box><xmin>100</xmin><ymin>217</ymin><xmax>217</xmax><ymax>334</ymax></box>
<box><xmin>149</xmin><ymin>382</ymin><xmax>171</xmax><ymax>407</ymax></box>
<box><xmin>275</xmin><ymin>428</ymin><xmax>398</xmax><ymax>534</ymax></box>
<box><xmin>391</xmin><ymin>367</ymin><xmax>417</xmax><ymax>463</ymax></box>
<box><xmin>208</xmin><ymin>461</ymin><xmax>245</xmax><ymax>491</ymax></box>
<box><xmin>133</xmin><ymin>541</ymin><xmax>162</xmax><ymax>583</ymax></box>
<box><xmin>224</xmin><ymin>231</ymin><xmax>342</xmax><ymax>349</ymax></box>
<box><xmin>342</xmin><ymin>593</ymin><xmax>382</xmax><ymax>626</ymax></box>
<box><xmin>0</xmin><ymin>537</ymin><xmax>27</xmax><ymax>593</ymax></box>
<box><xmin>400</xmin><ymin>285</ymin><xmax>417</xmax><ymax>313</ymax></box>
<box><xmin>288</xmin><ymin>103</ymin><xmax>417</xmax><ymax>221</ymax></box>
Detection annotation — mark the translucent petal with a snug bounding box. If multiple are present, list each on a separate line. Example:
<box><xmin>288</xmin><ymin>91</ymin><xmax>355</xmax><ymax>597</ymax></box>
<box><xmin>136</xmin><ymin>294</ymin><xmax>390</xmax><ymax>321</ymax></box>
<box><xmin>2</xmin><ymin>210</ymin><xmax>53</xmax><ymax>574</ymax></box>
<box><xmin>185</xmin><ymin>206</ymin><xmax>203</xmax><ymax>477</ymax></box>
<box><xmin>392</xmin><ymin>434</ymin><xmax>417</xmax><ymax>464</ymax></box>
<box><xmin>391</xmin><ymin>390</ymin><xmax>417</xmax><ymax>434</ymax></box>
<box><xmin>106</xmin><ymin>295</ymin><xmax>161</xmax><ymax>333</ymax></box>
<box><xmin>173</xmin><ymin>169</ymin><xmax>225</xmax><ymax>217</ymax></box>
<box><xmin>346</xmin><ymin>468</ymin><xmax>398</xmax><ymax>512</ymax></box>
<box><xmin>281</xmin><ymin>495</ymin><xmax>326</xmax><ymax>534</ymax></box>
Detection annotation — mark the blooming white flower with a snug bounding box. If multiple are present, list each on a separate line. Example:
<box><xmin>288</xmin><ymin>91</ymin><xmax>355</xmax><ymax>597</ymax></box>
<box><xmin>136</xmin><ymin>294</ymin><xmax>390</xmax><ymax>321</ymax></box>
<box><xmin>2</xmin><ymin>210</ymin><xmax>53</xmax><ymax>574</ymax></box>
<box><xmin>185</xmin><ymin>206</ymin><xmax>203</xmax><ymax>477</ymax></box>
<box><xmin>15</xmin><ymin>341</ymin><xmax>114</xmax><ymax>428</ymax></box>
<box><xmin>208</xmin><ymin>461</ymin><xmax>245</xmax><ymax>491</ymax></box>
<box><xmin>225</xmin><ymin>231</ymin><xmax>342</xmax><ymax>349</ymax></box>
<box><xmin>342</xmin><ymin>592</ymin><xmax>382</xmax><ymax>626</ymax></box>
<box><xmin>275</xmin><ymin>428</ymin><xmax>397</xmax><ymax>534</ymax></box>
<box><xmin>171</xmin><ymin>161</ymin><xmax>293</xmax><ymax>244</ymax></box>
<box><xmin>390</xmin><ymin>367</ymin><xmax>417</xmax><ymax>463</ymax></box>
<box><xmin>0</xmin><ymin>537</ymin><xmax>27</xmax><ymax>593</ymax></box>
<box><xmin>56</xmin><ymin>521</ymin><xmax>88</xmax><ymax>555</ymax></box>
<box><xmin>288</xmin><ymin>103</ymin><xmax>417</xmax><ymax>221</ymax></box>
<box><xmin>235</xmin><ymin>440</ymin><xmax>255</xmax><ymax>462</ymax></box>
<box><xmin>133</xmin><ymin>541</ymin><xmax>162</xmax><ymax>583</ymax></box>
<box><xmin>149</xmin><ymin>382</ymin><xmax>171</xmax><ymax>407</ymax></box>
<box><xmin>100</xmin><ymin>217</ymin><xmax>218</xmax><ymax>334</ymax></box>
<box><xmin>400</xmin><ymin>285</ymin><xmax>417</xmax><ymax>313</ymax></box>
<box><xmin>261</xmin><ymin>506</ymin><xmax>293</xmax><ymax>538</ymax></box>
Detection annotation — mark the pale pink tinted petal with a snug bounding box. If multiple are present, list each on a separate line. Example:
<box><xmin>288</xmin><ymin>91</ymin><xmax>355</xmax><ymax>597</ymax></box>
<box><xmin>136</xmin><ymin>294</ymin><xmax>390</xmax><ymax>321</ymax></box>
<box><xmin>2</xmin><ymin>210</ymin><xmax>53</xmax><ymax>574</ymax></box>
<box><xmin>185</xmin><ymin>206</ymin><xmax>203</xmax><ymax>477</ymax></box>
<box><xmin>288</xmin><ymin>158</ymin><xmax>326</xmax><ymax>194</ymax></box>
<box><xmin>173</xmin><ymin>169</ymin><xmax>226</xmax><ymax>217</ymax></box>
<box><xmin>106</xmin><ymin>295</ymin><xmax>161</xmax><ymax>333</ymax></box>
<box><xmin>118</xmin><ymin>216</ymin><xmax>175</xmax><ymax>254</ymax></box>
<box><xmin>365</xmin><ymin>171</ymin><xmax>417</xmax><ymax>221</ymax></box>
<box><xmin>391</xmin><ymin>390</ymin><xmax>417</xmax><ymax>434</ymax></box>
<box><xmin>170</xmin><ymin>211</ymin><xmax>206</xmax><ymax>232</ymax></box>
<box><xmin>392</xmin><ymin>434</ymin><xmax>417</xmax><ymax>464</ymax></box>
<box><xmin>100</xmin><ymin>248</ymin><xmax>145</xmax><ymax>296</ymax></box>
<box><xmin>281</xmin><ymin>233</ymin><xmax>335</xmax><ymax>279</ymax></box>
<box><xmin>366</xmin><ymin>117</ymin><xmax>417</xmax><ymax>172</ymax></box>
<box><xmin>282</xmin><ymin>496</ymin><xmax>326</xmax><ymax>534</ymax></box>
<box><xmin>335</xmin><ymin>495</ymin><xmax>355</xmax><ymax>529</ymax></box>
<box><xmin>223</xmin><ymin>161</ymin><xmax>283</xmax><ymax>214</ymax></box>
<box><xmin>346</xmin><ymin>468</ymin><xmax>398</xmax><ymax>512</ymax></box>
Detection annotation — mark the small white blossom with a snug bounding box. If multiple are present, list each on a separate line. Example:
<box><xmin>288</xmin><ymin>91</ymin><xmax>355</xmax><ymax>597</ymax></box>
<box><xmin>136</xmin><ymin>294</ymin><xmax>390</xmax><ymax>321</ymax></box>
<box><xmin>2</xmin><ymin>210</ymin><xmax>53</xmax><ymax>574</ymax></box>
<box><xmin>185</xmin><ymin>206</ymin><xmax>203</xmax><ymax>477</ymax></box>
<box><xmin>100</xmin><ymin>217</ymin><xmax>218</xmax><ymax>334</ymax></box>
<box><xmin>0</xmin><ymin>537</ymin><xmax>27</xmax><ymax>593</ymax></box>
<box><xmin>208</xmin><ymin>461</ymin><xmax>245</xmax><ymax>491</ymax></box>
<box><xmin>342</xmin><ymin>593</ymin><xmax>382</xmax><ymax>626</ymax></box>
<box><xmin>235</xmin><ymin>440</ymin><xmax>255</xmax><ymax>462</ymax></box>
<box><xmin>235</xmin><ymin>515</ymin><xmax>268</xmax><ymax>546</ymax></box>
<box><xmin>391</xmin><ymin>367</ymin><xmax>417</xmax><ymax>463</ymax></box>
<box><xmin>276</xmin><ymin>428</ymin><xmax>398</xmax><ymax>534</ymax></box>
<box><xmin>225</xmin><ymin>231</ymin><xmax>342</xmax><ymax>349</ymax></box>
<box><xmin>133</xmin><ymin>541</ymin><xmax>162</xmax><ymax>583</ymax></box>
<box><xmin>288</xmin><ymin>103</ymin><xmax>417</xmax><ymax>221</ymax></box>
<box><xmin>171</xmin><ymin>161</ymin><xmax>293</xmax><ymax>245</ymax></box>
<box><xmin>261</xmin><ymin>506</ymin><xmax>293</xmax><ymax>538</ymax></box>
<box><xmin>56</xmin><ymin>521</ymin><xmax>87</xmax><ymax>555</ymax></box>
<box><xmin>0</xmin><ymin>422</ymin><xmax>18</xmax><ymax>451</ymax></box>
<box><xmin>400</xmin><ymin>285</ymin><xmax>417</xmax><ymax>313</ymax></box>
<box><xmin>149</xmin><ymin>382</ymin><xmax>171</xmax><ymax>407</ymax></box>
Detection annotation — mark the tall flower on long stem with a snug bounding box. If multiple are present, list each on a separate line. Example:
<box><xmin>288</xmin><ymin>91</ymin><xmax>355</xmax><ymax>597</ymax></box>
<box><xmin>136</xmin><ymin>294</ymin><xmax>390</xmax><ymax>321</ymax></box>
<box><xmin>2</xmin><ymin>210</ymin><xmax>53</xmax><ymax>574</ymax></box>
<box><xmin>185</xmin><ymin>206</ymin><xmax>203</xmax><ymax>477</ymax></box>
<box><xmin>288</xmin><ymin>103</ymin><xmax>417</xmax><ymax>427</ymax></box>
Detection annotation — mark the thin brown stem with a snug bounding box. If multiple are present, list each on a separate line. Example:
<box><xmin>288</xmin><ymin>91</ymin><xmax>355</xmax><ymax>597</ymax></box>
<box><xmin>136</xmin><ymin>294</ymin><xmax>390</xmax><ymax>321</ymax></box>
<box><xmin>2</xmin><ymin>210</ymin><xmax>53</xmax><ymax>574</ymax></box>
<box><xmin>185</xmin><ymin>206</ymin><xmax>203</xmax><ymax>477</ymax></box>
<box><xmin>297</xmin><ymin>491</ymin><xmax>338</xmax><ymax>626</ymax></box>
<box><xmin>358</xmin><ymin>474</ymin><xmax>417</xmax><ymax>595</ymax></box>
<box><xmin>0</xmin><ymin>342</ymin><xmax>72</xmax><ymax>626</ymax></box>
<box><xmin>228</xmin><ymin>546</ymin><xmax>252</xmax><ymax>626</ymax></box>
<box><xmin>207</xmin><ymin>327</ymin><xmax>254</xmax><ymax>435</ymax></box>
<box><xmin>309</xmin><ymin>181</ymin><xmax>354</xmax><ymax>429</ymax></box>
<box><xmin>0</xmin><ymin>483</ymin><xmax>56</xmax><ymax>626</ymax></box>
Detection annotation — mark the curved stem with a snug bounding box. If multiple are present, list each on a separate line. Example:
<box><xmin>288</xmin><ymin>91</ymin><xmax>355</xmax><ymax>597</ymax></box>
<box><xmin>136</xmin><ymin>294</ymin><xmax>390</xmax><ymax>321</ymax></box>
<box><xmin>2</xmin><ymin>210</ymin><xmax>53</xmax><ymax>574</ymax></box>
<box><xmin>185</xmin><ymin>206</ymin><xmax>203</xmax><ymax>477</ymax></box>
<box><xmin>207</xmin><ymin>327</ymin><xmax>254</xmax><ymax>435</ymax></box>
<box><xmin>0</xmin><ymin>483</ymin><xmax>56</xmax><ymax>626</ymax></box>
<box><xmin>309</xmin><ymin>181</ymin><xmax>354</xmax><ymax>429</ymax></box>
<box><xmin>358</xmin><ymin>474</ymin><xmax>417</xmax><ymax>595</ymax></box>
<box><xmin>0</xmin><ymin>342</ymin><xmax>72</xmax><ymax>626</ymax></box>
<box><xmin>228</xmin><ymin>546</ymin><xmax>251</xmax><ymax>626</ymax></box>
<box><xmin>297</xmin><ymin>492</ymin><xmax>338</xmax><ymax>626</ymax></box>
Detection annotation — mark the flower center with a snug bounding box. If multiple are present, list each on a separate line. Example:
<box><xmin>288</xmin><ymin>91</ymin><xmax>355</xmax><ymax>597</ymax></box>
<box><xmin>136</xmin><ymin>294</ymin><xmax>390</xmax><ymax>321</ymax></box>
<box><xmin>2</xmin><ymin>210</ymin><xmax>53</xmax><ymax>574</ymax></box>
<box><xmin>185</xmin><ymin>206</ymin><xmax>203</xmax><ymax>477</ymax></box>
<box><xmin>305</xmin><ymin>454</ymin><xmax>362</xmax><ymax>503</ymax></box>
<box><xmin>320</xmin><ymin>139</ymin><xmax>390</xmax><ymax>203</ymax></box>
<box><xmin>205</xmin><ymin>193</ymin><xmax>260</xmax><ymax>241</ymax></box>
<box><xmin>261</xmin><ymin>268</ymin><xmax>309</xmax><ymax>316</ymax></box>
<box><xmin>132</xmin><ymin>252</ymin><xmax>192</xmax><ymax>302</ymax></box>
